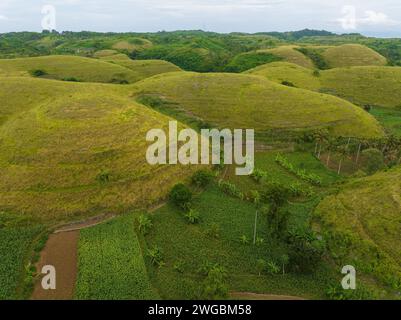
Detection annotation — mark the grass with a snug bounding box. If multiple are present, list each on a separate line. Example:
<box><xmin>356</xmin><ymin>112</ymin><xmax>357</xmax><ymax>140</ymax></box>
<box><xmin>322</xmin><ymin>44</ymin><xmax>388</xmax><ymax>68</ymax></box>
<box><xmin>0</xmin><ymin>55</ymin><xmax>143</xmax><ymax>84</ymax></box>
<box><xmin>143</xmin><ymin>184</ymin><xmax>335</xmax><ymax>299</ymax></box>
<box><xmin>246</xmin><ymin>62</ymin><xmax>321</xmax><ymax>91</ymax></box>
<box><xmin>314</xmin><ymin>166</ymin><xmax>401</xmax><ymax>292</ymax></box>
<box><xmin>320</xmin><ymin>66</ymin><xmax>401</xmax><ymax>109</ymax></box>
<box><xmin>0</xmin><ymin>212</ymin><xmax>44</xmax><ymax>300</ymax></box>
<box><xmin>98</xmin><ymin>53</ymin><xmax>182</xmax><ymax>82</ymax></box>
<box><xmin>75</xmin><ymin>213</ymin><xmax>159</xmax><ymax>299</ymax></box>
<box><xmin>0</xmin><ymin>77</ymin><xmax>199</xmax><ymax>221</ymax></box>
<box><xmin>261</xmin><ymin>46</ymin><xmax>315</xmax><ymax>69</ymax></box>
<box><xmin>370</xmin><ymin>107</ymin><xmax>401</xmax><ymax>136</ymax></box>
<box><xmin>131</xmin><ymin>71</ymin><xmax>384</xmax><ymax>139</ymax></box>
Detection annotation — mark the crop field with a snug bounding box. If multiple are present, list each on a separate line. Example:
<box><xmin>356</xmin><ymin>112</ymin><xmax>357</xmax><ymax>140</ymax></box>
<box><xmin>143</xmin><ymin>185</ymin><xmax>335</xmax><ymax>300</ymax></box>
<box><xmin>75</xmin><ymin>213</ymin><xmax>159</xmax><ymax>300</ymax></box>
<box><xmin>0</xmin><ymin>213</ymin><xmax>44</xmax><ymax>300</ymax></box>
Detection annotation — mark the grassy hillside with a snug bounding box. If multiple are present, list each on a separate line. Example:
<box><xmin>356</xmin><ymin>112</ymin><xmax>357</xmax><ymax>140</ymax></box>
<box><xmin>320</xmin><ymin>66</ymin><xmax>401</xmax><ymax>109</ymax></box>
<box><xmin>0</xmin><ymin>77</ymin><xmax>198</xmax><ymax>221</ymax></box>
<box><xmin>131</xmin><ymin>72</ymin><xmax>384</xmax><ymax>138</ymax></box>
<box><xmin>245</xmin><ymin>62</ymin><xmax>321</xmax><ymax>90</ymax></box>
<box><xmin>263</xmin><ymin>46</ymin><xmax>315</xmax><ymax>69</ymax></box>
<box><xmin>314</xmin><ymin>167</ymin><xmax>401</xmax><ymax>290</ymax></box>
<box><xmin>248</xmin><ymin>62</ymin><xmax>401</xmax><ymax>110</ymax></box>
<box><xmin>0</xmin><ymin>55</ymin><xmax>142</xmax><ymax>84</ymax></box>
<box><xmin>98</xmin><ymin>53</ymin><xmax>182</xmax><ymax>81</ymax></box>
<box><xmin>322</xmin><ymin>44</ymin><xmax>388</xmax><ymax>68</ymax></box>
<box><xmin>75</xmin><ymin>213</ymin><xmax>159</xmax><ymax>300</ymax></box>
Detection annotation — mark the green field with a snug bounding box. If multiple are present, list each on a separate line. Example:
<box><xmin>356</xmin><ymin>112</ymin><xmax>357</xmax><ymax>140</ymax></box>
<box><xmin>143</xmin><ymin>185</ymin><xmax>335</xmax><ymax>299</ymax></box>
<box><xmin>75</xmin><ymin>213</ymin><xmax>159</xmax><ymax>300</ymax></box>
<box><xmin>0</xmin><ymin>213</ymin><xmax>44</xmax><ymax>300</ymax></box>
<box><xmin>370</xmin><ymin>107</ymin><xmax>401</xmax><ymax>136</ymax></box>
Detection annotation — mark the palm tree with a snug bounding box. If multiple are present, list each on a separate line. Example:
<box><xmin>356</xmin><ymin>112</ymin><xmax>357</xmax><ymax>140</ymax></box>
<box><xmin>337</xmin><ymin>145</ymin><xmax>349</xmax><ymax>175</ymax></box>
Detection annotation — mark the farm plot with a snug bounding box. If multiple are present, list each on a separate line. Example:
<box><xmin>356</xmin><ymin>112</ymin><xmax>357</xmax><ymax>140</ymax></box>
<box><xmin>75</xmin><ymin>213</ymin><xmax>159</xmax><ymax>300</ymax></box>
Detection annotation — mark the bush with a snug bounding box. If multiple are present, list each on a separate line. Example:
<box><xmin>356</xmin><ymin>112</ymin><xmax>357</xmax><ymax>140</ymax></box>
<box><xmin>169</xmin><ymin>183</ymin><xmax>192</xmax><ymax>210</ymax></box>
<box><xmin>147</xmin><ymin>246</ymin><xmax>164</xmax><ymax>267</ymax></box>
<box><xmin>361</xmin><ymin>148</ymin><xmax>385</xmax><ymax>175</ymax></box>
<box><xmin>218</xmin><ymin>180</ymin><xmax>244</xmax><ymax>199</ymax></box>
<box><xmin>62</xmin><ymin>77</ymin><xmax>80</xmax><ymax>82</ymax></box>
<box><xmin>137</xmin><ymin>214</ymin><xmax>153</xmax><ymax>235</ymax></box>
<box><xmin>281</xmin><ymin>81</ymin><xmax>295</xmax><ymax>87</ymax></box>
<box><xmin>184</xmin><ymin>209</ymin><xmax>200</xmax><ymax>224</ymax></box>
<box><xmin>96</xmin><ymin>170</ymin><xmax>110</xmax><ymax>183</ymax></box>
<box><xmin>29</xmin><ymin>69</ymin><xmax>47</xmax><ymax>77</ymax></box>
<box><xmin>191</xmin><ymin>170</ymin><xmax>214</xmax><ymax>188</ymax></box>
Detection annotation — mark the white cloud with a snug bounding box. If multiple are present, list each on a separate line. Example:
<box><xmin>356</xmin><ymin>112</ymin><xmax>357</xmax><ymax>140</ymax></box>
<box><xmin>359</xmin><ymin>10</ymin><xmax>399</xmax><ymax>26</ymax></box>
<box><xmin>0</xmin><ymin>15</ymin><xmax>9</xmax><ymax>21</ymax></box>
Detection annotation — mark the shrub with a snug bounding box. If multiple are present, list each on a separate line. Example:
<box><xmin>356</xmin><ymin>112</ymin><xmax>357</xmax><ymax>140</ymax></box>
<box><xmin>281</xmin><ymin>81</ymin><xmax>295</xmax><ymax>87</ymax></box>
<box><xmin>360</xmin><ymin>148</ymin><xmax>385</xmax><ymax>175</ymax></box>
<box><xmin>266</xmin><ymin>261</ymin><xmax>280</xmax><ymax>275</ymax></box>
<box><xmin>96</xmin><ymin>170</ymin><xmax>110</xmax><ymax>183</ymax></box>
<box><xmin>62</xmin><ymin>77</ymin><xmax>80</xmax><ymax>82</ymax></box>
<box><xmin>218</xmin><ymin>180</ymin><xmax>243</xmax><ymax>199</ymax></box>
<box><xmin>169</xmin><ymin>183</ymin><xmax>192</xmax><ymax>210</ymax></box>
<box><xmin>147</xmin><ymin>246</ymin><xmax>164</xmax><ymax>267</ymax></box>
<box><xmin>200</xmin><ymin>265</ymin><xmax>229</xmax><ymax>300</ymax></box>
<box><xmin>191</xmin><ymin>170</ymin><xmax>214</xmax><ymax>188</ymax></box>
<box><xmin>256</xmin><ymin>259</ymin><xmax>267</xmax><ymax>276</ymax></box>
<box><xmin>29</xmin><ymin>69</ymin><xmax>47</xmax><ymax>77</ymax></box>
<box><xmin>173</xmin><ymin>260</ymin><xmax>185</xmax><ymax>273</ymax></box>
<box><xmin>239</xmin><ymin>235</ymin><xmax>250</xmax><ymax>245</ymax></box>
<box><xmin>137</xmin><ymin>214</ymin><xmax>153</xmax><ymax>235</ymax></box>
<box><xmin>184</xmin><ymin>209</ymin><xmax>200</xmax><ymax>224</ymax></box>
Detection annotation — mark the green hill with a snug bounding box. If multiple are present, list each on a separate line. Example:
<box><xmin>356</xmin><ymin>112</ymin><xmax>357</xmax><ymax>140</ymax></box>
<box><xmin>322</xmin><ymin>44</ymin><xmax>388</xmax><ymax>68</ymax></box>
<box><xmin>98</xmin><ymin>53</ymin><xmax>182</xmax><ymax>81</ymax></box>
<box><xmin>314</xmin><ymin>167</ymin><xmax>401</xmax><ymax>290</ymax></box>
<box><xmin>0</xmin><ymin>77</ymin><xmax>198</xmax><ymax>221</ymax></box>
<box><xmin>263</xmin><ymin>46</ymin><xmax>315</xmax><ymax>69</ymax></box>
<box><xmin>247</xmin><ymin>62</ymin><xmax>401</xmax><ymax>109</ymax></box>
<box><xmin>0</xmin><ymin>55</ymin><xmax>182</xmax><ymax>84</ymax></box>
<box><xmin>131</xmin><ymin>72</ymin><xmax>383</xmax><ymax>138</ymax></box>
<box><xmin>245</xmin><ymin>62</ymin><xmax>321</xmax><ymax>90</ymax></box>
<box><xmin>320</xmin><ymin>66</ymin><xmax>401</xmax><ymax>109</ymax></box>
<box><xmin>0</xmin><ymin>55</ymin><xmax>141</xmax><ymax>83</ymax></box>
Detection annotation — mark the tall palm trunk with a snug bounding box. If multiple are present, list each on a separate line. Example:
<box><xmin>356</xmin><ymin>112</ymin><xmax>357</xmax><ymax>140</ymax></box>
<box><xmin>338</xmin><ymin>158</ymin><xmax>343</xmax><ymax>175</ymax></box>
<box><xmin>326</xmin><ymin>152</ymin><xmax>331</xmax><ymax>167</ymax></box>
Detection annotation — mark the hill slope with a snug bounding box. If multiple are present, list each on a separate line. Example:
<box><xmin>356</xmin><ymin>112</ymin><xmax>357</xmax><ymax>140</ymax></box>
<box><xmin>0</xmin><ymin>55</ymin><xmax>180</xmax><ymax>84</ymax></box>
<box><xmin>245</xmin><ymin>62</ymin><xmax>321</xmax><ymax>90</ymax></box>
<box><xmin>322</xmin><ymin>44</ymin><xmax>388</xmax><ymax>68</ymax></box>
<box><xmin>131</xmin><ymin>72</ymin><xmax>383</xmax><ymax>138</ymax></box>
<box><xmin>320</xmin><ymin>66</ymin><xmax>401</xmax><ymax>109</ymax></box>
<box><xmin>98</xmin><ymin>53</ymin><xmax>182</xmax><ymax>81</ymax></box>
<box><xmin>0</xmin><ymin>77</ymin><xmax>198</xmax><ymax>221</ymax></box>
<box><xmin>264</xmin><ymin>46</ymin><xmax>315</xmax><ymax>69</ymax></box>
<box><xmin>314</xmin><ymin>167</ymin><xmax>401</xmax><ymax>290</ymax></box>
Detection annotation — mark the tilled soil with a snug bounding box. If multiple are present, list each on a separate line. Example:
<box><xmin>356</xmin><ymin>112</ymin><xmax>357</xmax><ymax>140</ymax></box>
<box><xmin>31</xmin><ymin>231</ymin><xmax>79</xmax><ymax>300</ymax></box>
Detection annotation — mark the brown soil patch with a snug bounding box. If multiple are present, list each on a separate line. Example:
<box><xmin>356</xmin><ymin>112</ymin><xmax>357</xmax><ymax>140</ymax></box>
<box><xmin>231</xmin><ymin>292</ymin><xmax>306</xmax><ymax>300</ymax></box>
<box><xmin>31</xmin><ymin>231</ymin><xmax>78</xmax><ymax>300</ymax></box>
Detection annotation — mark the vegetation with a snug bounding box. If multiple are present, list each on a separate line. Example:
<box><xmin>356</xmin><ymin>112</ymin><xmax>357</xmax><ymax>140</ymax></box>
<box><xmin>75</xmin><ymin>213</ymin><xmax>159</xmax><ymax>299</ymax></box>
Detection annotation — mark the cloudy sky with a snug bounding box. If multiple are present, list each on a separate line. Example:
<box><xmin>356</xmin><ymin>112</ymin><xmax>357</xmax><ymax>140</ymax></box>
<box><xmin>1</xmin><ymin>0</ymin><xmax>401</xmax><ymax>37</ymax></box>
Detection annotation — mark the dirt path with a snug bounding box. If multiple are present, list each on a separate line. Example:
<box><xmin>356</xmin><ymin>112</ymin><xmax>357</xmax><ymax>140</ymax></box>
<box><xmin>231</xmin><ymin>292</ymin><xmax>306</xmax><ymax>300</ymax></box>
<box><xmin>31</xmin><ymin>231</ymin><xmax>79</xmax><ymax>300</ymax></box>
<box><xmin>54</xmin><ymin>213</ymin><xmax>116</xmax><ymax>233</ymax></box>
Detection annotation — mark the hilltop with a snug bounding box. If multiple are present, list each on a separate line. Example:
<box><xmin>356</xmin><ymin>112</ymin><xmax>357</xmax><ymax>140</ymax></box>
<box><xmin>0</xmin><ymin>77</ymin><xmax>198</xmax><ymax>220</ymax></box>
<box><xmin>131</xmin><ymin>71</ymin><xmax>384</xmax><ymax>138</ymax></box>
<box><xmin>0</xmin><ymin>55</ymin><xmax>181</xmax><ymax>84</ymax></box>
